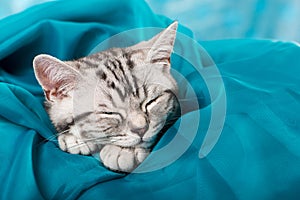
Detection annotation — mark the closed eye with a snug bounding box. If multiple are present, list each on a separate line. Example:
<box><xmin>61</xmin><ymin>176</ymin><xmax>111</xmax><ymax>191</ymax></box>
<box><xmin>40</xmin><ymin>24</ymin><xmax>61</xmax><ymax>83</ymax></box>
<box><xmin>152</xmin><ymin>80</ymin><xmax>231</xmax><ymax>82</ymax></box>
<box><xmin>144</xmin><ymin>90</ymin><xmax>176</xmax><ymax>114</ymax></box>
<box><xmin>101</xmin><ymin>112</ymin><xmax>115</xmax><ymax>115</ymax></box>
<box><xmin>145</xmin><ymin>90</ymin><xmax>174</xmax><ymax>107</ymax></box>
<box><xmin>145</xmin><ymin>95</ymin><xmax>163</xmax><ymax>108</ymax></box>
<box><xmin>144</xmin><ymin>94</ymin><xmax>165</xmax><ymax>112</ymax></box>
<box><xmin>96</xmin><ymin>111</ymin><xmax>124</xmax><ymax>120</ymax></box>
<box><xmin>97</xmin><ymin>111</ymin><xmax>119</xmax><ymax>115</ymax></box>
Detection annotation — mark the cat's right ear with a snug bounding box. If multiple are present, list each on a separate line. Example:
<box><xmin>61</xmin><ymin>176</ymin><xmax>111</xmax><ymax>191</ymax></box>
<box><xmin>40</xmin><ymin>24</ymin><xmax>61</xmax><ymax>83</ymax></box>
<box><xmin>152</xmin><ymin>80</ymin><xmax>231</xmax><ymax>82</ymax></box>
<box><xmin>33</xmin><ymin>54</ymin><xmax>80</xmax><ymax>102</ymax></box>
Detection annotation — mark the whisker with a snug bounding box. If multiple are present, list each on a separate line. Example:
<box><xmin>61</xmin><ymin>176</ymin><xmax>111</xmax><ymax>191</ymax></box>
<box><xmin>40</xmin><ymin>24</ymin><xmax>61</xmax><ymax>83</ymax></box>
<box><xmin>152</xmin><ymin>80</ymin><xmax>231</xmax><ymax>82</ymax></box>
<box><xmin>67</xmin><ymin>143</ymin><xmax>88</xmax><ymax>150</ymax></box>
<box><xmin>66</xmin><ymin>139</ymin><xmax>112</xmax><ymax>150</ymax></box>
<box><xmin>55</xmin><ymin>129</ymin><xmax>71</xmax><ymax>136</ymax></box>
<box><xmin>35</xmin><ymin>129</ymin><xmax>71</xmax><ymax>148</ymax></box>
<box><xmin>81</xmin><ymin>136</ymin><xmax>108</xmax><ymax>142</ymax></box>
<box><xmin>41</xmin><ymin>135</ymin><xmax>57</xmax><ymax>143</ymax></box>
<box><xmin>47</xmin><ymin>129</ymin><xmax>70</xmax><ymax>141</ymax></box>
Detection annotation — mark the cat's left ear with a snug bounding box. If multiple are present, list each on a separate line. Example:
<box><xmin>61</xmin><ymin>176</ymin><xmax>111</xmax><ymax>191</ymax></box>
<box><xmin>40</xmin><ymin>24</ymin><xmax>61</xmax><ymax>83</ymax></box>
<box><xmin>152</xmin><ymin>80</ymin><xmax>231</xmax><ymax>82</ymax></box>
<box><xmin>132</xmin><ymin>21</ymin><xmax>178</xmax><ymax>65</ymax></box>
<box><xmin>33</xmin><ymin>54</ymin><xmax>81</xmax><ymax>102</ymax></box>
<box><xmin>147</xmin><ymin>21</ymin><xmax>177</xmax><ymax>64</ymax></box>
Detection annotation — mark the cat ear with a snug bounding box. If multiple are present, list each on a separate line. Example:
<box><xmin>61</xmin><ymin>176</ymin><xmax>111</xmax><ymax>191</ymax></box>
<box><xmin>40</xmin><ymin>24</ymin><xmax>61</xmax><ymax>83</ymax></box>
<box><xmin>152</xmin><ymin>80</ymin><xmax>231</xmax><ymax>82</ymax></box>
<box><xmin>33</xmin><ymin>54</ymin><xmax>80</xmax><ymax>102</ymax></box>
<box><xmin>130</xmin><ymin>21</ymin><xmax>178</xmax><ymax>65</ymax></box>
<box><xmin>147</xmin><ymin>21</ymin><xmax>178</xmax><ymax>64</ymax></box>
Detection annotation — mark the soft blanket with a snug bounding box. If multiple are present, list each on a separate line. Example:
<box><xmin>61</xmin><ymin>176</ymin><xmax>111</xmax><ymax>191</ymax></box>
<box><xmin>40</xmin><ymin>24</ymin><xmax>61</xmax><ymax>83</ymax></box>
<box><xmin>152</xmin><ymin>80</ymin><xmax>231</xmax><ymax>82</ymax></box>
<box><xmin>0</xmin><ymin>0</ymin><xmax>300</xmax><ymax>199</ymax></box>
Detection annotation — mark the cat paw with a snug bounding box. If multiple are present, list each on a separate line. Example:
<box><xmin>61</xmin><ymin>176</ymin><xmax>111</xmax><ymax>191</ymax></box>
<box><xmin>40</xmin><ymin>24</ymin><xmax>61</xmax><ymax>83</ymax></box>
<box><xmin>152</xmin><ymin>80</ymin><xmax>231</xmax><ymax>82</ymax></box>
<box><xmin>99</xmin><ymin>145</ymin><xmax>150</xmax><ymax>173</ymax></box>
<box><xmin>58</xmin><ymin>134</ymin><xmax>100</xmax><ymax>155</ymax></box>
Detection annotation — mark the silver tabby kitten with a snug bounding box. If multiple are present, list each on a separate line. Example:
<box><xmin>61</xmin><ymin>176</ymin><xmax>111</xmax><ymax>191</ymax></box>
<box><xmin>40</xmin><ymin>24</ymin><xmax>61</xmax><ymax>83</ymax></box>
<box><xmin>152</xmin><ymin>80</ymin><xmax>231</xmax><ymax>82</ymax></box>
<box><xmin>33</xmin><ymin>22</ymin><xmax>179</xmax><ymax>173</ymax></box>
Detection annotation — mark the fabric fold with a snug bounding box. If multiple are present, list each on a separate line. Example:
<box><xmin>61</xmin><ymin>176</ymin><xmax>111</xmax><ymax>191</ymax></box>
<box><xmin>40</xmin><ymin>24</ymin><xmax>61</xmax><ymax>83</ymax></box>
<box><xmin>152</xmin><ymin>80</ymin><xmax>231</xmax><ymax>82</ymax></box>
<box><xmin>1</xmin><ymin>0</ymin><xmax>300</xmax><ymax>199</ymax></box>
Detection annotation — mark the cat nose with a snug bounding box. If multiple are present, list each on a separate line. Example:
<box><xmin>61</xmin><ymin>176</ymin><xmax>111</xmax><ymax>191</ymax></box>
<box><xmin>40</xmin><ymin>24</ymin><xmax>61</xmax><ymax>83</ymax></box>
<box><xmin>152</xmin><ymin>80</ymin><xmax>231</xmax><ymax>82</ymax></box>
<box><xmin>128</xmin><ymin>113</ymin><xmax>149</xmax><ymax>136</ymax></box>
<box><xmin>130</xmin><ymin>124</ymin><xmax>149</xmax><ymax>136</ymax></box>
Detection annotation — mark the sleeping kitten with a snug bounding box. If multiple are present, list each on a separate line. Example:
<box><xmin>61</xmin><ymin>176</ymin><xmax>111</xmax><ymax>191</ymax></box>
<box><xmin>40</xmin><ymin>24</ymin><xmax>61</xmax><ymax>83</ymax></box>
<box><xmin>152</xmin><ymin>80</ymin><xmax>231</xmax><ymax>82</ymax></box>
<box><xmin>33</xmin><ymin>22</ymin><xmax>179</xmax><ymax>173</ymax></box>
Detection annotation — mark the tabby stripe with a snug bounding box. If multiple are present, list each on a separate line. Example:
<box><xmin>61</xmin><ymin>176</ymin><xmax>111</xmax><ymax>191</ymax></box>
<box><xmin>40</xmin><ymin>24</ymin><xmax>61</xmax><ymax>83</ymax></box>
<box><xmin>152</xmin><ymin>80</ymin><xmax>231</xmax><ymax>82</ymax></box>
<box><xmin>114</xmin><ymin>59</ymin><xmax>132</xmax><ymax>99</ymax></box>
<box><xmin>111</xmin><ymin>59</ymin><xmax>128</xmax><ymax>86</ymax></box>
<box><xmin>115</xmin><ymin>59</ymin><xmax>131</xmax><ymax>88</ymax></box>
<box><xmin>106</xmin><ymin>62</ymin><xmax>129</xmax><ymax>102</ymax></box>
<box><xmin>104</xmin><ymin>91</ymin><xmax>113</xmax><ymax>101</ymax></box>
<box><xmin>104</xmin><ymin>60</ymin><xmax>120</xmax><ymax>81</ymax></box>
<box><xmin>103</xmin><ymin>70</ymin><xmax>126</xmax><ymax>102</ymax></box>
<box><xmin>107</xmin><ymin>81</ymin><xmax>126</xmax><ymax>103</ymax></box>
<box><xmin>164</xmin><ymin>89</ymin><xmax>174</xmax><ymax>95</ymax></box>
<box><xmin>105</xmin><ymin>92</ymin><xmax>117</xmax><ymax>107</ymax></box>
<box><xmin>151</xmin><ymin>57</ymin><xmax>168</xmax><ymax>63</ymax></box>
<box><xmin>96</xmin><ymin>126</ymin><xmax>112</xmax><ymax>133</ymax></box>
<box><xmin>99</xmin><ymin>63</ymin><xmax>127</xmax><ymax>103</ymax></box>
<box><xmin>121</xmin><ymin>58</ymin><xmax>136</xmax><ymax>95</ymax></box>
<box><xmin>115</xmin><ymin>60</ymin><xmax>125</xmax><ymax>77</ymax></box>
<box><xmin>142</xmin><ymin>85</ymin><xmax>148</xmax><ymax>99</ymax></box>
<box><xmin>152</xmin><ymin>123</ymin><xmax>163</xmax><ymax>130</ymax></box>
<box><xmin>131</xmin><ymin>74</ymin><xmax>139</xmax><ymax>97</ymax></box>
<box><xmin>97</xmin><ymin>64</ymin><xmax>123</xmax><ymax>100</ymax></box>
<box><xmin>79</xmin><ymin>59</ymin><xmax>99</xmax><ymax>68</ymax></box>
<box><xmin>115</xmin><ymin>87</ymin><xmax>126</xmax><ymax>102</ymax></box>
<box><xmin>116</xmin><ymin>59</ymin><xmax>136</xmax><ymax>96</ymax></box>
<box><xmin>123</xmin><ymin>51</ymin><xmax>135</xmax><ymax>69</ymax></box>
<box><xmin>96</xmin><ymin>70</ymin><xmax>107</xmax><ymax>80</ymax></box>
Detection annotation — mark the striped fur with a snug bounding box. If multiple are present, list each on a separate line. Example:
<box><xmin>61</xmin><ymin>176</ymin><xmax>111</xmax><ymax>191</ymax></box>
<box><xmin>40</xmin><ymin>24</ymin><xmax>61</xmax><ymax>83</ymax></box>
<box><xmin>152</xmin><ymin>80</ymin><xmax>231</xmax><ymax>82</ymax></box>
<box><xmin>33</xmin><ymin>21</ymin><xmax>179</xmax><ymax>172</ymax></box>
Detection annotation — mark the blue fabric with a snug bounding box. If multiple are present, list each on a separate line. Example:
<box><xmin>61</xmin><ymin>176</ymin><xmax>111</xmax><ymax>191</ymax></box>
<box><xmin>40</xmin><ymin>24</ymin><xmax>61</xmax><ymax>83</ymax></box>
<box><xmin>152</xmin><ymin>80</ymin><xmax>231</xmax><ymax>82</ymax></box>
<box><xmin>1</xmin><ymin>0</ymin><xmax>300</xmax><ymax>199</ymax></box>
<box><xmin>147</xmin><ymin>0</ymin><xmax>300</xmax><ymax>41</ymax></box>
<box><xmin>2</xmin><ymin>0</ymin><xmax>300</xmax><ymax>42</ymax></box>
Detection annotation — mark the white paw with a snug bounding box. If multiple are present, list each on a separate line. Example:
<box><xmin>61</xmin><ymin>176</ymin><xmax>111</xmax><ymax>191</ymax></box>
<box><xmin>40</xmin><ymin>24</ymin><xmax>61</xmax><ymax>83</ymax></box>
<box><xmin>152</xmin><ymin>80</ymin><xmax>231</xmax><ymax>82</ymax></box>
<box><xmin>58</xmin><ymin>134</ymin><xmax>100</xmax><ymax>155</ymax></box>
<box><xmin>134</xmin><ymin>147</ymin><xmax>149</xmax><ymax>164</ymax></box>
<box><xmin>99</xmin><ymin>145</ymin><xmax>150</xmax><ymax>173</ymax></box>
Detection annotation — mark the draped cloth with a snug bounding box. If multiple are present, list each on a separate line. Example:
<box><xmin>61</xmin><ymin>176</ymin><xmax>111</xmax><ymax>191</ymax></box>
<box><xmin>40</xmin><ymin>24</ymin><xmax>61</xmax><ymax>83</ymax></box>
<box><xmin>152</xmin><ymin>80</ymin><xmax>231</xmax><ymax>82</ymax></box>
<box><xmin>0</xmin><ymin>0</ymin><xmax>299</xmax><ymax>199</ymax></box>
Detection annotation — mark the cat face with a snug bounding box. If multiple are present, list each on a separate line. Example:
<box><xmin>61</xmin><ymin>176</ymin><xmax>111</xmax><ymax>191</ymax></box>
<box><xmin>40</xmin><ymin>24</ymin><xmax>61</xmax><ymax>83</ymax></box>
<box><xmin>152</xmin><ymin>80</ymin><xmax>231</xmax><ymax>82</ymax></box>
<box><xmin>33</xmin><ymin>21</ymin><xmax>179</xmax><ymax>151</ymax></box>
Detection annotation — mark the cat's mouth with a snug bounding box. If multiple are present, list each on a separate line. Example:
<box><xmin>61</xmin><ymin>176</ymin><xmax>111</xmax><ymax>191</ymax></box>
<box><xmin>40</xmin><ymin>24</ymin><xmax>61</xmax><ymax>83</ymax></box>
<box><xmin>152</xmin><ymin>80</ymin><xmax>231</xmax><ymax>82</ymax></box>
<box><xmin>110</xmin><ymin>136</ymin><xmax>141</xmax><ymax>147</ymax></box>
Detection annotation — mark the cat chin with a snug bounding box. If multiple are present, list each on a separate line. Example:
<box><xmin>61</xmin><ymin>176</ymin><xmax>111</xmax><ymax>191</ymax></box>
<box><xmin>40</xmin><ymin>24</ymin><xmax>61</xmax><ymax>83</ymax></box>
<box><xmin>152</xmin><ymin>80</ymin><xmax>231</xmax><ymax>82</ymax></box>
<box><xmin>141</xmin><ymin>135</ymin><xmax>156</xmax><ymax>142</ymax></box>
<box><xmin>141</xmin><ymin>133</ymin><xmax>159</xmax><ymax>144</ymax></box>
<box><xmin>136</xmin><ymin>142</ymin><xmax>154</xmax><ymax>149</ymax></box>
<box><xmin>109</xmin><ymin>139</ymin><xmax>154</xmax><ymax>149</ymax></box>
<box><xmin>111</xmin><ymin>137</ymin><xmax>141</xmax><ymax>148</ymax></box>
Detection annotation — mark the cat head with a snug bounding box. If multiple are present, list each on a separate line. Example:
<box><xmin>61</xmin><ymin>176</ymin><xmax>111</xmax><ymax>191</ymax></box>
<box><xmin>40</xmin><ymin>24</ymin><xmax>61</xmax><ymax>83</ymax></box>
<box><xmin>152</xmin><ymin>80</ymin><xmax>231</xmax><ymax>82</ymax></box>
<box><xmin>33</xmin><ymin>21</ymin><xmax>179</xmax><ymax>149</ymax></box>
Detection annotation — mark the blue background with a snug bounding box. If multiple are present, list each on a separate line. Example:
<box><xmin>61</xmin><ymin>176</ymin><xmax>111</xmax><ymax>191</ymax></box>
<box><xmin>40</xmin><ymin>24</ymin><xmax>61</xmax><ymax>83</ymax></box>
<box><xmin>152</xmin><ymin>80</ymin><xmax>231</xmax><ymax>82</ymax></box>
<box><xmin>1</xmin><ymin>0</ymin><xmax>300</xmax><ymax>41</ymax></box>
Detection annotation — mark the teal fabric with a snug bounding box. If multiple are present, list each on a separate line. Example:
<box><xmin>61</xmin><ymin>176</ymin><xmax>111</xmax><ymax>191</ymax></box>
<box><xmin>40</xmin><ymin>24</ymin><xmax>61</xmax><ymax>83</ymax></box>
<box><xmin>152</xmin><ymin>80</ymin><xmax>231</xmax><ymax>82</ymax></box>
<box><xmin>1</xmin><ymin>0</ymin><xmax>300</xmax><ymax>199</ymax></box>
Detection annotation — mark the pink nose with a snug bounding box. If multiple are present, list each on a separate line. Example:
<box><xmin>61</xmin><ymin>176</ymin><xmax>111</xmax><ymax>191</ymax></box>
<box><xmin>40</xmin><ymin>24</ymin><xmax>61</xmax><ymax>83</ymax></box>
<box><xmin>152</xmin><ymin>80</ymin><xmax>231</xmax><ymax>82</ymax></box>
<box><xmin>128</xmin><ymin>113</ymin><xmax>148</xmax><ymax>136</ymax></box>
<box><xmin>130</xmin><ymin>124</ymin><xmax>149</xmax><ymax>136</ymax></box>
